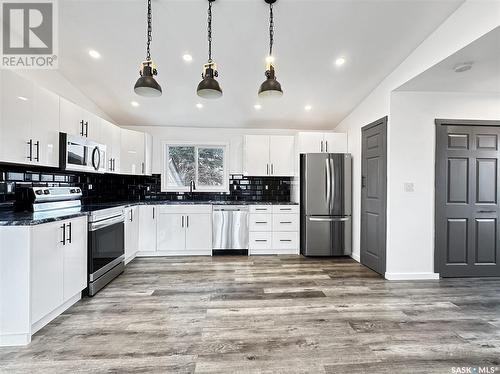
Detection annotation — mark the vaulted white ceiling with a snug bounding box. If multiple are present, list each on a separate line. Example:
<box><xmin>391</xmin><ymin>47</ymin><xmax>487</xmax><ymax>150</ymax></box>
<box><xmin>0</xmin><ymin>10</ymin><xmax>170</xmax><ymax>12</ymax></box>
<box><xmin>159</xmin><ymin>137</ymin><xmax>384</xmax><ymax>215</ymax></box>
<box><xmin>59</xmin><ymin>0</ymin><xmax>464</xmax><ymax>129</ymax></box>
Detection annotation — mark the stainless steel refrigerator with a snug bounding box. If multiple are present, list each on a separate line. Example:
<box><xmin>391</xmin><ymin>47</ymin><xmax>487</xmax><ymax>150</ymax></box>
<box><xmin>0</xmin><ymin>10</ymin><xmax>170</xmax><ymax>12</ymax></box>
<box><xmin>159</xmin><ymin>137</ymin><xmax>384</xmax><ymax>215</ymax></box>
<box><xmin>300</xmin><ymin>153</ymin><xmax>352</xmax><ymax>256</ymax></box>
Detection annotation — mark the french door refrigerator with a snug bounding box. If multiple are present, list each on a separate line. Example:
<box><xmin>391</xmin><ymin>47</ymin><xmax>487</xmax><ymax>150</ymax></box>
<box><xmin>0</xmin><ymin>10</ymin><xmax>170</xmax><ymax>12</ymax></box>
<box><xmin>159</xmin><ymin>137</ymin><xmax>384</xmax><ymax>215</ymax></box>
<box><xmin>300</xmin><ymin>153</ymin><xmax>352</xmax><ymax>256</ymax></box>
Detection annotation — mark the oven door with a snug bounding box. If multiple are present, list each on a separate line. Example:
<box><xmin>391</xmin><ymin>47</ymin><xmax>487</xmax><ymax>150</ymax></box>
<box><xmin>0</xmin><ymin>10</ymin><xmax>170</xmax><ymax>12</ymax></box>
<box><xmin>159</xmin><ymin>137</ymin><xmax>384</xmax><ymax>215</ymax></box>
<box><xmin>88</xmin><ymin>217</ymin><xmax>125</xmax><ymax>281</ymax></box>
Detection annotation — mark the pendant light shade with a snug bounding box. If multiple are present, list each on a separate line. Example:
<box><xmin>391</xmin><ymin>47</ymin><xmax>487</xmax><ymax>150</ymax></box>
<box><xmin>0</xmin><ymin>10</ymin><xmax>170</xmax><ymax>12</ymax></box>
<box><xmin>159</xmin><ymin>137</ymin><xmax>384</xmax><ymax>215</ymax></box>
<box><xmin>259</xmin><ymin>0</ymin><xmax>283</xmax><ymax>98</ymax></box>
<box><xmin>134</xmin><ymin>63</ymin><xmax>162</xmax><ymax>97</ymax></box>
<box><xmin>197</xmin><ymin>63</ymin><xmax>223</xmax><ymax>99</ymax></box>
<box><xmin>197</xmin><ymin>0</ymin><xmax>222</xmax><ymax>99</ymax></box>
<box><xmin>134</xmin><ymin>0</ymin><xmax>162</xmax><ymax>97</ymax></box>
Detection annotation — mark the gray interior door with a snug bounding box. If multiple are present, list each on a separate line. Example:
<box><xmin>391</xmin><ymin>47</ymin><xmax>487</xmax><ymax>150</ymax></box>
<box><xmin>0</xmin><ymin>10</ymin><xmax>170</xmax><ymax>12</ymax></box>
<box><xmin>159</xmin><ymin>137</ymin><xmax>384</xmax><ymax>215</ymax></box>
<box><xmin>435</xmin><ymin>121</ymin><xmax>500</xmax><ymax>277</ymax></box>
<box><xmin>361</xmin><ymin>117</ymin><xmax>387</xmax><ymax>275</ymax></box>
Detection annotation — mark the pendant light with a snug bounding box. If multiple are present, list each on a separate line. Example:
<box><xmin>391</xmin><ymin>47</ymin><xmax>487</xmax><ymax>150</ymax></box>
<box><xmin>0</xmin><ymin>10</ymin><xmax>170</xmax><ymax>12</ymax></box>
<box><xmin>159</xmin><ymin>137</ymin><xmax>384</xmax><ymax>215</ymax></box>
<box><xmin>258</xmin><ymin>0</ymin><xmax>283</xmax><ymax>98</ymax></box>
<box><xmin>134</xmin><ymin>0</ymin><xmax>162</xmax><ymax>97</ymax></box>
<box><xmin>197</xmin><ymin>0</ymin><xmax>223</xmax><ymax>99</ymax></box>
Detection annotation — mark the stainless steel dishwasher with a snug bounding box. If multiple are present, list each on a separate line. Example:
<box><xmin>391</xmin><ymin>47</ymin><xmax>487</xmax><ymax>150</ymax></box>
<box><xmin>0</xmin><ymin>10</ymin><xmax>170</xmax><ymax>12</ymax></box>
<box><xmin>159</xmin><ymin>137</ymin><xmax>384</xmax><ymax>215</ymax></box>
<box><xmin>212</xmin><ymin>205</ymin><xmax>249</xmax><ymax>255</ymax></box>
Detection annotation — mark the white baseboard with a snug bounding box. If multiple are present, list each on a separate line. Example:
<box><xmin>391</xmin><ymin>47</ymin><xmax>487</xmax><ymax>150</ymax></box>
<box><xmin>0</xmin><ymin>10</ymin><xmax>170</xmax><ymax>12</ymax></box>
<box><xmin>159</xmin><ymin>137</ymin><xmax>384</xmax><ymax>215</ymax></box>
<box><xmin>31</xmin><ymin>292</ymin><xmax>81</xmax><ymax>336</ymax></box>
<box><xmin>137</xmin><ymin>250</ymin><xmax>212</xmax><ymax>257</ymax></box>
<box><xmin>0</xmin><ymin>333</ymin><xmax>31</xmax><ymax>347</ymax></box>
<box><xmin>350</xmin><ymin>252</ymin><xmax>360</xmax><ymax>262</ymax></box>
<box><xmin>384</xmin><ymin>272</ymin><xmax>440</xmax><ymax>280</ymax></box>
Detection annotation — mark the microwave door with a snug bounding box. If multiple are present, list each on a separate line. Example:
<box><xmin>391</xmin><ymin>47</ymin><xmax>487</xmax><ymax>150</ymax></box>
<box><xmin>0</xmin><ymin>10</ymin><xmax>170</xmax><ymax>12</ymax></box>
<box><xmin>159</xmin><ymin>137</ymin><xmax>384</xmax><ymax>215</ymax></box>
<box><xmin>67</xmin><ymin>141</ymin><xmax>87</xmax><ymax>168</ymax></box>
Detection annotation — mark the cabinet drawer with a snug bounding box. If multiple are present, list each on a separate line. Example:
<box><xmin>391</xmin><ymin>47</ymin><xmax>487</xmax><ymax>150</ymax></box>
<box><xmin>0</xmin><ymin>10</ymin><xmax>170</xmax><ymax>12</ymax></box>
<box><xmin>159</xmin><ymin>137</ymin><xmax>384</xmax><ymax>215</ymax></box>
<box><xmin>272</xmin><ymin>205</ymin><xmax>299</xmax><ymax>214</ymax></box>
<box><xmin>249</xmin><ymin>232</ymin><xmax>272</xmax><ymax>250</ymax></box>
<box><xmin>249</xmin><ymin>213</ymin><xmax>272</xmax><ymax>232</ymax></box>
<box><xmin>272</xmin><ymin>232</ymin><xmax>299</xmax><ymax>250</ymax></box>
<box><xmin>158</xmin><ymin>204</ymin><xmax>212</xmax><ymax>214</ymax></box>
<box><xmin>272</xmin><ymin>214</ymin><xmax>299</xmax><ymax>232</ymax></box>
<box><xmin>249</xmin><ymin>205</ymin><xmax>272</xmax><ymax>214</ymax></box>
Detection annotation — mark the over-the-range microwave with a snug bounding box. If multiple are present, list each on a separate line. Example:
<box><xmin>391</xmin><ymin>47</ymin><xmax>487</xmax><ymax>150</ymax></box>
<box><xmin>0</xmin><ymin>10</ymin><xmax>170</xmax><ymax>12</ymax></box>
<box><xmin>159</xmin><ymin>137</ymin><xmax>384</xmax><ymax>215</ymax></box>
<box><xmin>59</xmin><ymin>132</ymin><xmax>107</xmax><ymax>173</ymax></box>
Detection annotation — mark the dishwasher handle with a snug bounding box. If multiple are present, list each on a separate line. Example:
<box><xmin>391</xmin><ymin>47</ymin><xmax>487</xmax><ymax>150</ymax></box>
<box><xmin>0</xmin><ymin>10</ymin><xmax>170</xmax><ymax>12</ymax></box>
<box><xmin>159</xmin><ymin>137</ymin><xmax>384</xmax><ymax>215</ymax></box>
<box><xmin>213</xmin><ymin>206</ymin><xmax>249</xmax><ymax>212</ymax></box>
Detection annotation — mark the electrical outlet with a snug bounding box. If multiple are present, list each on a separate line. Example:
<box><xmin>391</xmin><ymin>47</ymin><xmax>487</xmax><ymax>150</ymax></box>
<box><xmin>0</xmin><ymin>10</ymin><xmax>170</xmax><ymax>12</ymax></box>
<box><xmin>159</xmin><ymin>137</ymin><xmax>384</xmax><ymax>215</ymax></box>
<box><xmin>88</xmin><ymin>184</ymin><xmax>93</xmax><ymax>190</ymax></box>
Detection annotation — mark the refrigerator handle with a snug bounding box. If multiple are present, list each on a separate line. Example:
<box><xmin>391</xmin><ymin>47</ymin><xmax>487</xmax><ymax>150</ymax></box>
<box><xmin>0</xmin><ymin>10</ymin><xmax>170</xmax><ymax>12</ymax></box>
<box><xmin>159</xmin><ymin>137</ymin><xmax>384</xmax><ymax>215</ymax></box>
<box><xmin>330</xmin><ymin>157</ymin><xmax>335</xmax><ymax>212</ymax></box>
<box><xmin>326</xmin><ymin>157</ymin><xmax>331</xmax><ymax>208</ymax></box>
<box><xmin>309</xmin><ymin>217</ymin><xmax>350</xmax><ymax>222</ymax></box>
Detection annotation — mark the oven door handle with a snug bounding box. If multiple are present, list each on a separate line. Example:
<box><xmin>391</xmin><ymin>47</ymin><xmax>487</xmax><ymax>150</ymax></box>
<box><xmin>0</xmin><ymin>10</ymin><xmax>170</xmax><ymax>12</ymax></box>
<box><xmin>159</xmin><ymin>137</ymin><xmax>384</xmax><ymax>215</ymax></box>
<box><xmin>89</xmin><ymin>216</ymin><xmax>124</xmax><ymax>231</ymax></box>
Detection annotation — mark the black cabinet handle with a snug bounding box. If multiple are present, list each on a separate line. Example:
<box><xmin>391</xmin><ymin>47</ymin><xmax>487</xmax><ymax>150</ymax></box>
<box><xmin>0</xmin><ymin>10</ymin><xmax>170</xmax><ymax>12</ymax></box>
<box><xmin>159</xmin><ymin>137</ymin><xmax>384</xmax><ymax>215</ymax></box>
<box><xmin>280</xmin><ymin>239</ymin><xmax>292</xmax><ymax>242</ymax></box>
<box><xmin>85</xmin><ymin>121</ymin><xmax>89</xmax><ymax>137</ymax></box>
<box><xmin>34</xmin><ymin>141</ymin><xmax>40</xmax><ymax>162</ymax></box>
<box><xmin>186</xmin><ymin>215</ymin><xmax>189</xmax><ymax>228</ymax></box>
<box><xmin>321</xmin><ymin>140</ymin><xmax>324</xmax><ymax>153</ymax></box>
<box><xmin>80</xmin><ymin>120</ymin><xmax>85</xmax><ymax>136</ymax></box>
<box><xmin>130</xmin><ymin>210</ymin><xmax>133</xmax><ymax>222</ymax></box>
<box><xmin>280</xmin><ymin>221</ymin><xmax>292</xmax><ymax>224</ymax></box>
<box><xmin>181</xmin><ymin>216</ymin><xmax>184</xmax><ymax>228</ymax></box>
<box><xmin>27</xmin><ymin>139</ymin><xmax>33</xmax><ymax>161</ymax></box>
<box><xmin>326</xmin><ymin>141</ymin><xmax>329</xmax><ymax>153</ymax></box>
<box><xmin>67</xmin><ymin>222</ymin><xmax>72</xmax><ymax>244</ymax></box>
<box><xmin>152</xmin><ymin>207</ymin><xmax>155</xmax><ymax>219</ymax></box>
<box><xmin>61</xmin><ymin>223</ymin><xmax>66</xmax><ymax>245</ymax></box>
<box><xmin>142</xmin><ymin>162</ymin><xmax>145</xmax><ymax>174</ymax></box>
<box><xmin>255</xmin><ymin>240</ymin><xmax>268</xmax><ymax>242</ymax></box>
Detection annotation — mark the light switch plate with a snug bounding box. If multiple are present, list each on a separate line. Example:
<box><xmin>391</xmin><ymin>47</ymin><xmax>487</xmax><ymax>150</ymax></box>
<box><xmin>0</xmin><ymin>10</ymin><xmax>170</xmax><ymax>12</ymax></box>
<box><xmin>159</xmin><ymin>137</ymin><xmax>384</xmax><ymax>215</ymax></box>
<box><xmin>404</xmin><ymin>182</ymin><xmax>415</xmax><ymax>193</ymax></box>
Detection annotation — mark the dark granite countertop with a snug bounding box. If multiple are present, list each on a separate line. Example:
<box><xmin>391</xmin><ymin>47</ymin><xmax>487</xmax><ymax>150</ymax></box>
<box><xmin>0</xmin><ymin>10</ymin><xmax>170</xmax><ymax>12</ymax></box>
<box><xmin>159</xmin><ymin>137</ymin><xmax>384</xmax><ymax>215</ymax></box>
<box><xmin>0</xmin><ymin>201</ymin><xmax>299</xmax><ymax>226</ymax></box>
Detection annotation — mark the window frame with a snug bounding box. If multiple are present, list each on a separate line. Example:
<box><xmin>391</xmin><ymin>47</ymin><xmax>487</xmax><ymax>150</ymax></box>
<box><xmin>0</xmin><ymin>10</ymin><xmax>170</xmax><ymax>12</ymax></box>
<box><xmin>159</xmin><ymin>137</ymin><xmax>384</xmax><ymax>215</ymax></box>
<box><xmin>161</xmin><ymin>141</ymin><xmax>229</xmax><ymax>193</ymax></box>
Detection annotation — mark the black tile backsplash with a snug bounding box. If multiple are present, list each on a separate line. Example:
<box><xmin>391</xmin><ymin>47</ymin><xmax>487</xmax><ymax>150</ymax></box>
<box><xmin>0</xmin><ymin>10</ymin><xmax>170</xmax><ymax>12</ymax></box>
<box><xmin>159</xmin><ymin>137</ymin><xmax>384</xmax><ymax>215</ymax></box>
<box><xmin>0</xmin><ymin>164</ymin><xmax>291</xmax><ymax>206</ymax></box>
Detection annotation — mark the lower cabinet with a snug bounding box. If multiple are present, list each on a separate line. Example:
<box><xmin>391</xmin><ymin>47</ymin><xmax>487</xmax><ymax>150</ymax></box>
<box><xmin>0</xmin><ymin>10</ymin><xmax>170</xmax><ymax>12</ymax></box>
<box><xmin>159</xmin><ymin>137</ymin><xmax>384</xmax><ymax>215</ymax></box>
<box><xmin>124</xmin><ymin>206</ymin><xmax>139</xmax><ymax>263</ymax></box>
<box><xmin>157</xmin><ymin>205</ymin><xmax>212</xmax><ymax>255</ymax></box>
<box><xmin>249</xmin><ymin>205</ymin><xmax>299</xmax><ymax>255</ymax></box>
<box><xmin>0</xmin><ymin>215</ymin><xmax>87</xmax><ymax>346</ymax></box>
<box><xmin>137</xmin><ymin>205</ymin><xmax>157</xmax><ymax>254</ymax></box>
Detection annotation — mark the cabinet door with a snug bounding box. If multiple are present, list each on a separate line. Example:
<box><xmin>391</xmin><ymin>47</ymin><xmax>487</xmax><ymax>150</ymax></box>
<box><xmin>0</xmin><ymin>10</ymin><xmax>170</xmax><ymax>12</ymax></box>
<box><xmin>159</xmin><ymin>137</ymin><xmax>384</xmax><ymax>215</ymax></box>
<box><xmin>60</xmin><ymin>98</ymin><xmax>84</xmax><ymax>137</ymax></box>
<box><xmin>124</xmin><ymin>207</ymin><xmax>139</xmax><ymax>261</ymax></box>
<box><xmin>144</xmin><ymin>133</ymin><xmax>152</xmax><ymax>176</ymax></box>
<box><xmin>269</xmin><ymin>135</ymin><xmax>295</xmax><ymax>176</ymax></box>
<box><xmin>100</xmin><ymin>119</ymin><xmax>121</xmax><ymax>172</ymax></box>
<box><xmin>157</xmin><ymin>214</ymin><xmax>186</xmax><ymax>251</ymax></box>
<box><xmin>185</xmin><ymin>214</ymin><xmax>212</xmax><ymax>251</ymax></box>
<box><xmin>84</xmin><ymin>110</ymin><xmax>101</xmax><ymax>141</ymax></box>
<box><xmin>323</xmin><ymin>133</ymin><xmax>348</xmax><ymax>153</ymax></box>
<box><xmin>297</xmin><ymin>132</ymin><xmax>324</xmax><ymax>153</ymax></box>
<box><xmin>0</xmin><ymin>71</ymin><xmax>33</xmax><ymax>164</ymax></box>
<box><xmin>244</xmin><ymin>135</ymin><xmax>270</xmax><ymax>176</ymax></box>
<box><xmin>32</xmin><ymin>85</ymin><xmax>60</xmax><ymax>167</ymax></box>
<box><xmin>63</xmin><ymin>216</ymin><xmax>88</xmax><ymax>300</ymax></box>
<box><xmin>138</xmin><ymin>205</ymin><xmax>157</xmax><ymax>252</ymax></box>
<box><xmin>121</xmin><ymin>129</ymin><xmax>145</xmax><ymax>175</ymax></box>
<box><xmin>31</xmin><ymin>221</ymin><xmax>64</xmax><ymax>323</ymax></box>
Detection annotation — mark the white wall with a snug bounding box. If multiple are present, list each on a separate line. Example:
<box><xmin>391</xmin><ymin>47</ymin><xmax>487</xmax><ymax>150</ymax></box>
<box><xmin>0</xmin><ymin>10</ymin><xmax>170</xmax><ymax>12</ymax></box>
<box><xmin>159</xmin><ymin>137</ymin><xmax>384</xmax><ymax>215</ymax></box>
<box><xmin>334</xmin><ymin>0</ymin><xmax>500</xmax><ymax>266</ymax></box>
<box><xmin>15</xmin><ymin>70</ymin><xmax>113</xmax><ymax>122</ymax></box>
<box><xmin>386</xmin><ymin>91</ymin><xmax>500</xmax><ymax>279</ymax></box>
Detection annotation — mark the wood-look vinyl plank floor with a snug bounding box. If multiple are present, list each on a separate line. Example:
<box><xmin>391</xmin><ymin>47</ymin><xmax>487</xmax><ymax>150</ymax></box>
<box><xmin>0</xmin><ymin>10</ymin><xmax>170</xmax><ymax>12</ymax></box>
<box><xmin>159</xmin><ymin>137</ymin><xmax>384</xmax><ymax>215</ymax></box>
<box><xmin>1</xmin><ymin>256</ymin><xmax>500</xmax><ymax>373</ymax></box>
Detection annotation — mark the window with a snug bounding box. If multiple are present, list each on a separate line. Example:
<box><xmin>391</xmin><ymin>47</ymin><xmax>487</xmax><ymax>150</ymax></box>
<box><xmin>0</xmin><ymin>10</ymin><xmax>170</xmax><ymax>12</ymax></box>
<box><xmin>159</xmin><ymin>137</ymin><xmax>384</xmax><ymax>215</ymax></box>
<box><xmin>162</xmin><ymin>143</ymin><xmax>229</xmax><ymax>192</ymax></box>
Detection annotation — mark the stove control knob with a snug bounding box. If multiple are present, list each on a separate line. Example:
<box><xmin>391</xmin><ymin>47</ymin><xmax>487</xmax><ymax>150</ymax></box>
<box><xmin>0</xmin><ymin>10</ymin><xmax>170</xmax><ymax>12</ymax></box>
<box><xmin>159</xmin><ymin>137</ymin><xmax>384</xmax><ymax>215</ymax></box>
<box><xmin>76</xmin><ymin>188</ymin><xmax>81</xmax><ymax>193</ymax></box>
<box><xmin>70</xmin><ymin>189</ymin><xmax>76</xmax><ymax>193</ymax></box>
<box><xmin>35</xmin><ymin>190</ymin><xmax>43</xmax><ymax>195</ymax></box>
<box><xmin>43</xmin><ymin>190</ymin><xmax>50</xmax><ymax>195</ymax></box>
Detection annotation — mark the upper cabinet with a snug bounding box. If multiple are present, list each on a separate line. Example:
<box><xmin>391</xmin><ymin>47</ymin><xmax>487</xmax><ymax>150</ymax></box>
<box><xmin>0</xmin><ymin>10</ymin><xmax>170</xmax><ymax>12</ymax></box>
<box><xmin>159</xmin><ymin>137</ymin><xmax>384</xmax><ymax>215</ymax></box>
<box><xmin>99</xmin><ymin>119</ymin><xmax>121</xmax><ymax>173</ymax></box>
<box><xmin>243</xmin><ymin>135</ymin><xmax>295</xmax><ymax>177</ymax></box>
<box><xmin>0</xmin><ymin>71</ymin><xmax>60</xmax><ymax>167</ymax></box>
<box><xmin>121</xmin><ymin>128</ymin><xmax>146</xmax><ymax>175</ymax></box>
<box><xmin>59</xmin><ymin>97</ymin><xmax>100</xmax><ymax>140</ymax></box>
<box><xmin>297</xmin><ymin>132</ymin><xmax>348</xmax><ymax>153</ymax></box>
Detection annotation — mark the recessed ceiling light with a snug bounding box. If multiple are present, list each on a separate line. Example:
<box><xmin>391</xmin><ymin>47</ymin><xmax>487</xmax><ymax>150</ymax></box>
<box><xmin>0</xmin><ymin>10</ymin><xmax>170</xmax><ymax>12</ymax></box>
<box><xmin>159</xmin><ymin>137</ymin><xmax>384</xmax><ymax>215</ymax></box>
<box><xmin>183</xmin><ymin>54</ymin><xmax>193</xmax><ymax>62</ymax></box>
<box><xmin>131</xmin><ymin>101</ymin><xmax>140</xmax><ymax>107</ymax></box>
<box><xmin>196</xmin><ymin>103</ymin><xmax>204</xmax><ymax>109</ymax></box>
<box><xmin>88</xmin><ymin>49</ymin><xmax>101</xmax><ymax>59</ymax></box>
<box><xmin>335</xmin><ymin>57</ymin><xmax>346</xmax><ymax>66</ymax></box>
<box><xmin>17</xmin><ymin>96</ymin><xmax>28</xmax><ymax>101</ymax></box>
<box><xmin>304</xmin><ymin>105</ymin><xmax>313</xmax><ymax>112</ymax></box>
<box><xmin>254</xmin><ymin>104</ymin><xmax>262</xmax><ymax>110</ymax></box>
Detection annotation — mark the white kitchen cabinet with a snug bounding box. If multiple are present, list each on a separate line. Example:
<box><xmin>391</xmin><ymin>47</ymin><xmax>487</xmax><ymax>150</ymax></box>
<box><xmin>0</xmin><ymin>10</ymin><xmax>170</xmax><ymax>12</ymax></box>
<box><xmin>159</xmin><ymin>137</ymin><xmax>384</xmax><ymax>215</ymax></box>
<box><xmin>249</xmin><ymin>204</ymin><xmax>299</xmax><ymax>255</ymax></box>
<box><xmin>99</xmin><ymin>119</ymin><xmax>121</xmax><ymax>173</ymax></box>
<box><xmin>243</xmin><ymin>135</ymin><xmax>295</xmax><ymax>177</ymax></box>
<box><xmin>296</xmin><ymin>132</ymin><xmax>347</xmax><ymax>153</ymax></box>
<box><xmin>138</xmin><ymin>205</ymin><xmax>157</xmax><ymax>254</ymax></box>
<box><xmin>157</xmin><ymin>213</ymin><xmax>186</xmax><ymax>252</ymax></box>
<box><xmin>121</xmin><ymin>128</ymin><xmax>146</xmax><ymax>175</ymax></box>
<box><xmin>32</xmin><ymin>85</ymin><xmax>60</xmax><ymax>167</ymax></box>
<box><xmin>31</xmin><ymin>220</ymin><xmax>64</xmax><ymax>324</ymax></box>
<box><xmin>229</xmin><ymin>135</ymin><xmax>244</xmax><ymax>174</ymax></box>
<box><xmin>60</xmin><ymin>97</ymin><xmax>100</xmax><ymax>140</ymax></box>
<box><xmin>156</xmin><ymin>205</ymin><xmax>212</xmax><ymax>255</ymax></box>
<box><xmin>269</xmin><ymin>136</ymin><xmax>295</xmax><ymax>176</ymax></box>
<box><xmin>144</xmin><ymin>133</ymin><xmax>153</xmax><ymax>176</ymax></box>
<box><xmin>62</xmin><ymin>216</ymin><xmax>88</xmax><ymax>301</ymax></box>
<box><xmin>124</xmin><ymin>206</ymin><xmax>139</xmax><ymax>263</ymax></box>
<box><xmin>185</xmin><ymin>213</ymin><xmax>212</xmax><ymax>251</ymax></box>
<box><xmin>0</xmin><ymin>71</ymin><xmax>60</xmax><ymax>167</ymax></box>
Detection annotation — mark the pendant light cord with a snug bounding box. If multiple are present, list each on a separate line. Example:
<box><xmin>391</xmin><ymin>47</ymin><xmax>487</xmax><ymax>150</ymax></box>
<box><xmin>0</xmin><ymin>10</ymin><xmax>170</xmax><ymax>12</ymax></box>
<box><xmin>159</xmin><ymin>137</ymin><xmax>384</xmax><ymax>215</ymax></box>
<box><xmin>269</xmin><ymin>2</ymin><xmax>274</xmax><ymax>57</ymax></box>
<box><xmin>146</xmin><ymin>0</ymin><xmax>152</xmax><ymax>61</ymax></box>
<box><xmin>207</xmin><ymin>1</ymin><xmax>213</xmax><ymax>62</ymax></box>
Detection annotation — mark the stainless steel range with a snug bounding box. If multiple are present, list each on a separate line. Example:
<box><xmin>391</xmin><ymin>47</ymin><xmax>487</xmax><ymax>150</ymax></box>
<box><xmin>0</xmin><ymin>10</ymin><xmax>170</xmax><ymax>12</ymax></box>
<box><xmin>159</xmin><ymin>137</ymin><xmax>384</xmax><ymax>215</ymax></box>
<box><xmin>87</xmin><ymin>207</ymin><xmax>125</xmax><ymax>296</ymax></box>
<box><xmin>15</xmin><ymin>186</ymin><xmax>82</xmax><ymax>212</ymax></box>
